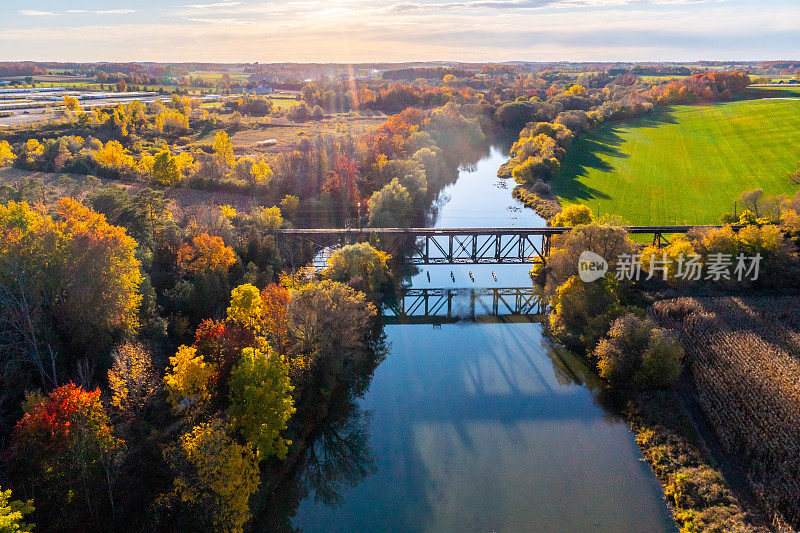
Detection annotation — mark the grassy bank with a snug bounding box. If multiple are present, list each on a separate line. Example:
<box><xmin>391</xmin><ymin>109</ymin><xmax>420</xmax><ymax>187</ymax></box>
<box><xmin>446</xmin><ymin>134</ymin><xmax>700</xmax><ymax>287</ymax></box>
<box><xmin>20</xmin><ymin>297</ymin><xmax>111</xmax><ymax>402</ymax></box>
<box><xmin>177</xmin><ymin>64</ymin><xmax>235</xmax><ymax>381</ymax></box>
<box><xmin>626</xmin><ymin>389</ymin><xmax>768</xmax><ymax>532</ymax></box>
<box><xmin>552</xmin><ymin>99</ymin><xmax>800</xmax><ymax>225</ymax></box>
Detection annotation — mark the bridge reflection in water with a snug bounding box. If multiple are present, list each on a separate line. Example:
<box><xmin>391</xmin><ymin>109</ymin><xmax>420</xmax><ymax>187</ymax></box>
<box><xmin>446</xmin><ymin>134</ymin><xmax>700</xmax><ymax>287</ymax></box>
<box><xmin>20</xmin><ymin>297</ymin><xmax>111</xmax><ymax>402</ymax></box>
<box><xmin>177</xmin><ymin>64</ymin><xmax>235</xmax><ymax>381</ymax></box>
<box><xmin>383</xmin><ymin>286</ymin><xmax>544</xmax><ymax>325</ymax></box>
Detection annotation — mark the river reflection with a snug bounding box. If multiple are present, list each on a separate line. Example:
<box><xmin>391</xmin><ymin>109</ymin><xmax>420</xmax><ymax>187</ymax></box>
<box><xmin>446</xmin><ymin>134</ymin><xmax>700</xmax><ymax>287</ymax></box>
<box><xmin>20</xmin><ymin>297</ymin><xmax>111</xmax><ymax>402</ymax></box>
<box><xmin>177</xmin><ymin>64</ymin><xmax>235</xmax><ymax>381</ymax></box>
<box><xmin>292</xmin><ymin>320</ymin><xmax>674</xmax><ymax>533</ymax></box>
<box><xmin>284</xmin><ymin>147</ymin><xmax>675</xmax><ymax>532</ymax></box>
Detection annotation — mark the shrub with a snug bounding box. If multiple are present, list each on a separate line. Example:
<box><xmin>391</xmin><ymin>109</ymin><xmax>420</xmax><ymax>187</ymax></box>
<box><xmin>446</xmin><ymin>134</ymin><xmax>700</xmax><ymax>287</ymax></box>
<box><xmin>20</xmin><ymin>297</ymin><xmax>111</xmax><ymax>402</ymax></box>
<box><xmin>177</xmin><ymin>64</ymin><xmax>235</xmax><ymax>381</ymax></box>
<box><xmin>549</xmin><ymin>274</ymin><xmax>622</xmax><ymax>350</ymax></box>
<box><xmin>551</xmin><ymin>204</ymin><xmax>593</xmax><ymax>227</ymax></box>
<box><xmin>594</xmin><ymin>313</ymin><xmax>682</xmax><ymax>388</ymax></box>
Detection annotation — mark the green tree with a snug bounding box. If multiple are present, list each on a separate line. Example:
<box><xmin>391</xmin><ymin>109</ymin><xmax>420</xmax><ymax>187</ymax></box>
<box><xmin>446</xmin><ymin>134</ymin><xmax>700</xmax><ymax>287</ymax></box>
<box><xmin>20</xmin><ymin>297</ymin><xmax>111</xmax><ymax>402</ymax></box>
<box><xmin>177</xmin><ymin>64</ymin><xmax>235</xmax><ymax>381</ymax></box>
<box><xmin>367</xmin><ymin>178</ymin><xmax>413</xmax><ymax>227</ymax></box>
<box><xmin>324</xmin><ymin>242</ymin><xmax>391</xmax><ymax>296</ymax></box>
<box><xmin>228</xmin><ymin>346</ymin><xmax>295</xmax><ymax>460</ymax></box>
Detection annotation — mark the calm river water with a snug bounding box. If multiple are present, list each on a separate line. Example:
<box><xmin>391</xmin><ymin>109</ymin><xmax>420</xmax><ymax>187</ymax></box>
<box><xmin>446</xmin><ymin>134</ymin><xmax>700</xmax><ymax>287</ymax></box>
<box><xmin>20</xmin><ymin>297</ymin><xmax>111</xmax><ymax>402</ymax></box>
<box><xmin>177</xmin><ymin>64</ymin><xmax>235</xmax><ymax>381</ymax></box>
<box><xmin>292</xmin><ymin>147</ymin><xmax>676</xmax><ymax>532</ymax></box>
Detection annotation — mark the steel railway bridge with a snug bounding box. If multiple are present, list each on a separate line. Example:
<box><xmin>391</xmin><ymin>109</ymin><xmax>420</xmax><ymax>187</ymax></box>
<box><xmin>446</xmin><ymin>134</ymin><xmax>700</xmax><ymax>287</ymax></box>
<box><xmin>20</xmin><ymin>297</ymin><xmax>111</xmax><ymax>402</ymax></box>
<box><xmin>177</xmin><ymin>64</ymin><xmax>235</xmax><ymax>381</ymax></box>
<box><xmin>277</xmin><ymin>225</ymin><xmax>742</xmax><ymax>266</ymax></box>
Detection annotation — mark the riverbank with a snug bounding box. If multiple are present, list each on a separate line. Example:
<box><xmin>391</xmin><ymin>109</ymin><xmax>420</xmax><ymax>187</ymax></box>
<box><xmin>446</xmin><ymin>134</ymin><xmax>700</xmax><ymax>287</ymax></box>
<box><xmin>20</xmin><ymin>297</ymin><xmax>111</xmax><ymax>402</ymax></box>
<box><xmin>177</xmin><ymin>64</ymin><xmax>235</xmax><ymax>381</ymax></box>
<box><xmin>626</xmin><ymin>388</ymin><xmax>769</xmax><ymax>532</ymax></box>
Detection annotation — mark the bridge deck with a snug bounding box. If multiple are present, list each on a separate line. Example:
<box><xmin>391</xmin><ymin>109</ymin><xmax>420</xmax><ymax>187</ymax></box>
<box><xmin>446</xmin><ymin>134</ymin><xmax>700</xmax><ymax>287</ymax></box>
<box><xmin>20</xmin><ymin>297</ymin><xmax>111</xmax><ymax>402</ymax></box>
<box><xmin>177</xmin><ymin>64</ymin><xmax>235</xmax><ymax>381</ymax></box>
<box><xmin>277</xmin><ymin>225</ymin><xmax>743</xmax><ymax>236</ymax></box>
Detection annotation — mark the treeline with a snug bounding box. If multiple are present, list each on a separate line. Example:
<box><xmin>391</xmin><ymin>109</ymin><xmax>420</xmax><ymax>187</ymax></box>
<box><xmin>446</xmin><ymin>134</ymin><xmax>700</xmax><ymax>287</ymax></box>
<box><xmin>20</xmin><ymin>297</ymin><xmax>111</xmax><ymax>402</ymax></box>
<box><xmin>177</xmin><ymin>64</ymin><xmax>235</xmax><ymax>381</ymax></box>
<box><xmin>382</xmin><ymin>67</ymin><xmax>475</xmax><ymax>80</ymax></box>
<box><xmin>608</xmin><ymin>65</ymin><xmax>692</xmax><ymax>76</ymax></box>
<box><xmin>492</xmin><ymin>82</ymin><xmax>653</xmax><ymax>217</ymax></box>
<box><xmin>0</xmin><ymin>62</ymin><xmax>48</xmax><ymax>77</ymax></box>
<box><xmin>298</xmin><ymin>80</ymin><xmax>483</xmax><ymax>114</ymax></box>
<box><xmin>489</xmin><ymin>71</ymin><xmax>752</xmax><ymax>220</ymax></box>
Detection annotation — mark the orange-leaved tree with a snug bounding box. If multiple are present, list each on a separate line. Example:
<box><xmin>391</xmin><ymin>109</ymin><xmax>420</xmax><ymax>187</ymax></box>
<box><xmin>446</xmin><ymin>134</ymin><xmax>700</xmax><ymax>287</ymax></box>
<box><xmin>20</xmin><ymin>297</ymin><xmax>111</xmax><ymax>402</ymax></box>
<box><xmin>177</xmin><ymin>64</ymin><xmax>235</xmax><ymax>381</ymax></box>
<box><xmin>177</xmin><ymin>233</ymin><xmax>237</xmax><ymax>274</ymax></box>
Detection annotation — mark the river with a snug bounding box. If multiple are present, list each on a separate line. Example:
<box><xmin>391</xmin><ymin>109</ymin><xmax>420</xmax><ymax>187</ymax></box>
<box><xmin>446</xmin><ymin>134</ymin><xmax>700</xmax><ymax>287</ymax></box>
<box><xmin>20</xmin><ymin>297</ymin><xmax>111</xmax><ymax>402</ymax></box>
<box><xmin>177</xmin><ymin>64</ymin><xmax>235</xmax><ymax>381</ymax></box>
<box><xmin>291</xmin><ymin>147</ymin><xmax>676</xmax><ymax>532</ymax></box>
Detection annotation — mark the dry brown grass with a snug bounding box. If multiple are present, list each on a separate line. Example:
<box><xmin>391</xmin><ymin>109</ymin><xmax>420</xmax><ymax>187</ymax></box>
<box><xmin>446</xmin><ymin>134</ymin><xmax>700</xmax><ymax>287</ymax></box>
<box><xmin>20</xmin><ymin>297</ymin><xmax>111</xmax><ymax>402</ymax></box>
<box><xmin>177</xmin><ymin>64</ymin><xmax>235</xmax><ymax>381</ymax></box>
<box><xmin>651</xmin><ymin>296</ymin><xmax>800</xmax><ymax>530</ymax></box>
<box><xmin>217</xmin><ymin>113</ymin><xmax>385</xmax><ymax>154</ymax></box>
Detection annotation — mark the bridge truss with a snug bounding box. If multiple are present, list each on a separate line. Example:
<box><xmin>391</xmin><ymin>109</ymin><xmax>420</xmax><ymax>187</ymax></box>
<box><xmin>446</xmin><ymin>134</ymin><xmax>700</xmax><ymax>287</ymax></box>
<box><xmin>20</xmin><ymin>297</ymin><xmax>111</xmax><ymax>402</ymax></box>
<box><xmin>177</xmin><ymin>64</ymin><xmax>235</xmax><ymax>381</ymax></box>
<box><xmin>277</xmin><ymin>225</ymin><xmax>746</xmax><ymax>267</ymax></box>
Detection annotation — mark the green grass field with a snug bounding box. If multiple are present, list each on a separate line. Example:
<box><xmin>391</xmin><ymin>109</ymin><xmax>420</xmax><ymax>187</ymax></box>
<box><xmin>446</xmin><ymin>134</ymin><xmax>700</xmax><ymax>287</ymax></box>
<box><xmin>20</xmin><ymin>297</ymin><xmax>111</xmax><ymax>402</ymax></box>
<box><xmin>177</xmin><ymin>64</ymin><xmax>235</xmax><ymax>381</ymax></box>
<box><xmin>552</xmin><ymin>99</ymin><xmax>800</xmax><ymax>225</ymax></box>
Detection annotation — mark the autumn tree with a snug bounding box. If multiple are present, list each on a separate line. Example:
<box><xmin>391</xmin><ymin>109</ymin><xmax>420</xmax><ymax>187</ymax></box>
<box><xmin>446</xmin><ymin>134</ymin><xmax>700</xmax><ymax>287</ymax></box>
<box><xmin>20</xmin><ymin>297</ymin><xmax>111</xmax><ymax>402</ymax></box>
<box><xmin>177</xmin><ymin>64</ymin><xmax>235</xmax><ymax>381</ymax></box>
<box><xmin>178</xmin><ymin>233</ymin><xmax>237</xmax><ymax>274</ymax></box>
<box><xmin>323</xmin><ymin>242</ymin><xmax>391</xmax><ymax>296</ymax></box>
<box><xmin>543</xmin><ymin>222</ymin><xmax>634</xmax><ymax>295</ymax></box>
<box><xmin>211</xmin><ymin>131</ymin><xmax>234</xmax><ymax>180</ymax></box>
<box><xmin>0</xmin><ymin>141</ymin><xmax>16</xmax><ymax>167</ymax></box>
<box><xmin>108</xmin><ymin>341</ymin><xmax>159</xmax><ymax>419</ymax></box>
<box><xmin>367</xmin><ymin>178</ymin><xmax>413</xmax><ymax>227</ymax></box>
<box><xmin>226</xmin><ymin>284</ymin><xmax>263</xmax><ymax>333</ymax></box>
<box><xmin>549</xmin><ymin>274</ymin><xmax>625</xmax><ymax>351</ymax></box>
<box><xmin>9</xmin><ymin>384</ymin><xmax>123</xmax><ymax>529</ymax></box>
<box><xmin>0</xmin><ymin>199</ymin><xmax>142</xmax><ymax>387</ymax></box>
<box><xmin>171</xmin><ymin>420</ymin><xmax>260</xmax><ymax>532</ymax></box>
<box><xmin>152</xmin><ymin>150</ymin><xmax>181</xmax><ymax>186</ymax></box>
<box><xmin>256</xmin><ymin>206</ymin><xmax>283</xmax><ymax>230</ymax></box>
<box><xmin>287</xmin><ymin>280</ymin><xmax>377</xmax><ymax>386</ymax></box>
<box><xmin>94</xmin><ymin>140</ymin><xmax>135</xmax><ymax>172</ymax></box>
<box><xmin>63</xmin><ymin>95</ymin><xmax>81</xmax><ymax>111</ymax></box>
<box><xmin>594</xmin><ymin>314</ymin><xmax>682</xmax><ymax>388</ymax></box>
<box><xmin>164</xmin><ymin>345</ymin><xmax>214</xmax><ymax>412</ymax></box>
<box><xmin>279</xmin><ymin>195</ymin><xmax>299</xmax><ymax>222</ymax></box>
<box><xmin>551</xmin><ymin>204</ymin><xmax>593</xmax><ymax>227</ymax></box>
<box><xmin>260</xmin><ymin>283</ymin><xmax>291</xmax><ymax>354</ymax></box>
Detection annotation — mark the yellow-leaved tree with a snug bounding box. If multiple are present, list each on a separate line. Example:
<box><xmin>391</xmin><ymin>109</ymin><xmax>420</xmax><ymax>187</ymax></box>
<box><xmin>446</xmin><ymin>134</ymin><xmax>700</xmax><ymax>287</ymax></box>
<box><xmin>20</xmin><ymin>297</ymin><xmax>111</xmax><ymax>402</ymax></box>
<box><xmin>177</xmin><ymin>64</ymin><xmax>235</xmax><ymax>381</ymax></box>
<box><xmin>0</xmin><ymin>199</ymin><xmax>142</xmax><ymax>384</ymax></box>
<box><xmin>173</xmin><ymin>420</ymin><xmax>260</xmax><ymax>533</ymax></box>
<box><xmin>164</xmin><ymin>345</ymin><xmax>214</xmax><ymax>411</ymax></box>
<box><xmin>226</xmin><ymin>284</ymin><xmax>263</xmax><ymax>333</ymax></box>
<box><xmin>108</xmin><ymin>341</ymin><xmax>159</xmax><ymax>418</ymax></box>
<box><xmin>0</xmin><ymin>140</ymin><xmax>15</xmax><ymax>167</ymax></box>
<box><xmin>211</xmin><ymin>131</ymin><xmax>234</xmax><ymax>180</ymax></box>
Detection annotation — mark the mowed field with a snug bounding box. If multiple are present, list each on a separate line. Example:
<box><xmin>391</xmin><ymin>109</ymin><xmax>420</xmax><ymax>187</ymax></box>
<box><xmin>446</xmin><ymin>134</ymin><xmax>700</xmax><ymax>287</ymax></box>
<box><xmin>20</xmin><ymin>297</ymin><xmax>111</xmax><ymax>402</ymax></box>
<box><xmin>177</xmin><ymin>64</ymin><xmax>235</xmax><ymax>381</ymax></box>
<box><xmin>552</xmin><ymin>98</ymin><xmax>800</xmax><ymax>225</ymax></box>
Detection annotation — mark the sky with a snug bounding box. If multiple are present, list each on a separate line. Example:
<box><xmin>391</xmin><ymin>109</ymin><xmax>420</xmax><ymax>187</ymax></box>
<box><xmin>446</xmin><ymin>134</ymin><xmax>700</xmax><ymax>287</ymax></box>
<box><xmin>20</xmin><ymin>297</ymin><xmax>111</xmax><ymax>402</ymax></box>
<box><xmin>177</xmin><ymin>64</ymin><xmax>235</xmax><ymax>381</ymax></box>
<box><xmin>1</xmin><ymin>0</ymin><xmax>799</xmax><ymax>63</ymax></box>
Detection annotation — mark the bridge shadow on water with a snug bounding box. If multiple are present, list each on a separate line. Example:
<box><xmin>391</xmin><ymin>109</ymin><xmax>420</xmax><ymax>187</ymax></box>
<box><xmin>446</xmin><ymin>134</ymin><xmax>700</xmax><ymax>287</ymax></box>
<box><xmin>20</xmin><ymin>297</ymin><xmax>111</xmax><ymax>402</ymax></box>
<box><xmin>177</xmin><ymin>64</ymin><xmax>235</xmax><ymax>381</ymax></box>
<box><xmin>552</xmin><ymin>107</ymin><xmax>678</xmax><ymax>203</ymax></box>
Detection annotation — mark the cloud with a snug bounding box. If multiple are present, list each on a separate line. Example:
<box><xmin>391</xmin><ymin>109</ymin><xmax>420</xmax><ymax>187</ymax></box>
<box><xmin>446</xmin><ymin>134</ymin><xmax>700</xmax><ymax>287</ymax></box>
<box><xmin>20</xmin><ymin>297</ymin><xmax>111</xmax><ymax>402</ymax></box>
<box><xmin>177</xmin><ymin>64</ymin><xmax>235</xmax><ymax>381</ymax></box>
<box><xmin>389</xmin><ymin>0</ymin><xmax>724</xmax><ymax>11</ymax></box>
<box><xmin>184</xmin><ymin>17</ymin><xmax>255</xmax><ymax>24</ymax></box>
<box><xmin>66</xmin><ymin>9</ymin><xmax>136</xmax><ymax>14</ymax></box>
<box><xmin>20</xmin><ymin>8</ymin><xmax>135</xmax><ymax>16</ymax></box>
<box><xmin>19</xmin><ymin>10</ymin><xmax>60</xmax><ymax>16</ymax></box>
<box><xmin>181</xmin><ymin>1</ymin><xmax>243</xmax><ymax>8</ymax></box>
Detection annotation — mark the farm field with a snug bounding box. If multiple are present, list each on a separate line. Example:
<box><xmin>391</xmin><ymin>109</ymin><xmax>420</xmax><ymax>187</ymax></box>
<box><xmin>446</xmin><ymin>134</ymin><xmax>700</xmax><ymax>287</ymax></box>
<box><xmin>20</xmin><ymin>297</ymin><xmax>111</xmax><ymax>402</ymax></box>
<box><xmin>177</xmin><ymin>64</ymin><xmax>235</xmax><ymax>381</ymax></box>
<box><xmin>651</xmin><ymin>296</ymin><xmax>800</xmax><ymax>529</ymax></box>
<box><xmin>552</xmin><ymin>99</ymin><xmax>800</xmax><ymax>225</ymax></box>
